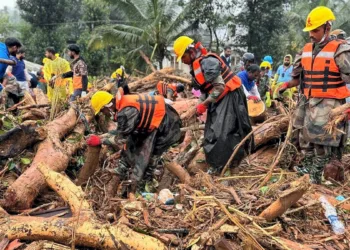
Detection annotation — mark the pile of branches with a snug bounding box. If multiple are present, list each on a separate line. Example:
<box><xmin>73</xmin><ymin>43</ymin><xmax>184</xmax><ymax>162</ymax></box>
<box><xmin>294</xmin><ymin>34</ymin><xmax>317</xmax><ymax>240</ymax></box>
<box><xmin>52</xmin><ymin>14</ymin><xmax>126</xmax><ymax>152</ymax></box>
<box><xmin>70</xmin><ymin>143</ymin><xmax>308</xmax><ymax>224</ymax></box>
<box><xmin>0</xmin><ymin>69</ymin><xmax>350</xmax><ymax>249</ymax></box>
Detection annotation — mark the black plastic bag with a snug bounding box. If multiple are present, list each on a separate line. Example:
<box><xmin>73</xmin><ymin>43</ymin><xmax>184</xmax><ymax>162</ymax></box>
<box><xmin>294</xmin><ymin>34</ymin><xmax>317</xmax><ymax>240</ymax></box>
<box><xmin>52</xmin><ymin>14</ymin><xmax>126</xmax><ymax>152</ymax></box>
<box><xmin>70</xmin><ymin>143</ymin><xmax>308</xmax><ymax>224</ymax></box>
<box><xmin>203</xmin><ymin>87</ymin><xmax>253</xmax><ymax>169</ymax></box>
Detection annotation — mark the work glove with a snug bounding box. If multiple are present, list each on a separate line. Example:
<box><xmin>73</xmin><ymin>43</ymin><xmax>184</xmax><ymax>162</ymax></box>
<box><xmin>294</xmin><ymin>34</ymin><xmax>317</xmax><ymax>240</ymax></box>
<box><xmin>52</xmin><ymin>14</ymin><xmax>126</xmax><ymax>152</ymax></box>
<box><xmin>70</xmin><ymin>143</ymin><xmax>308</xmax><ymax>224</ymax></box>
<box><xmin>81</xmin><ymin>91</ymin><xmax>87</xmax><ymax>97</ymax></box>
<box><xmin>86</xmin><ymin>134</ymin><xmax>102</xmax><ymax>146</ymax></box>
<box><xmin>196</xmin><ymin>103</ymin><xmax>207</xmax><ymax>116</ymax></box>
<box><xmin>247</xmin><ymin>95</ymin><xmax>260</xmax><ymax>103</ymax></box>
<box><xmin>277</xmin><ymin>82</ymin><xmax>289</xmax><ymax>95</ymax></box>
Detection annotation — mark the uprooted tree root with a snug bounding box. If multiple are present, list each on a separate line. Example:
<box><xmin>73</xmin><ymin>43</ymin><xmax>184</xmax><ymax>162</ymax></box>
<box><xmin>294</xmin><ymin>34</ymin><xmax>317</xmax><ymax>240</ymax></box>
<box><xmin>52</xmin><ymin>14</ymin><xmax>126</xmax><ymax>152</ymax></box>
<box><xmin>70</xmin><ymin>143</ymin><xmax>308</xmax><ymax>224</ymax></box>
<box><xmin>0</xmin><ymin>164</ymin><xmax>166</xmax><ymax>250</ymax></box>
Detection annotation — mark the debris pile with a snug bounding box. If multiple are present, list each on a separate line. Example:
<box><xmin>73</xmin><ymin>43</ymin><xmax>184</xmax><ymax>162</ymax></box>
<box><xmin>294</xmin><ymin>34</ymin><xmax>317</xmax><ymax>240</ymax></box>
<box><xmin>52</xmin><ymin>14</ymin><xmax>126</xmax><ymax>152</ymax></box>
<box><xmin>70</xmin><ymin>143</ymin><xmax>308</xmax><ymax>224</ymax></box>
<box><xmin>0</xmin><ymin>68</ymin><xmax>350</xmax><ymax>249</ymax></box>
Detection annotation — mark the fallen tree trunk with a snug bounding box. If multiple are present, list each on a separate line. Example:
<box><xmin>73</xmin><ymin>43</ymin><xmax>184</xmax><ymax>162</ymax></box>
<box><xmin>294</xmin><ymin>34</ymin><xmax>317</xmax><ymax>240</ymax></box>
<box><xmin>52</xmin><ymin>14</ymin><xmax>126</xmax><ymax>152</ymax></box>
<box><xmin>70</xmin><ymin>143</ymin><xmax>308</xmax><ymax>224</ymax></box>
<box><xmin>1</xmin><ymin>108</ymin><xmax>89</xmax><ymax>210</ymax></box>
<box><xmin>259</xmin><ymin>175</ymin><xmax>310</xmax><ymax>221</ymax></box>
<box><xmin>0</xmin><ymin>164</ymin><xmax>166</xmax><ymax>250</ymax></box>
<box><xmin>76</xmin><ymin>146</ymin><xmax>101</xmax><ymax>185</ymax></box>
<box><xmin>254</xmin><ymin>116</ymin><xmax>289</xmax><ymax>148</ymax></box>
<box><xmin>0</xmin><ymin>120</ymin><xmax>47</xmax><ymax>159</ymax></box>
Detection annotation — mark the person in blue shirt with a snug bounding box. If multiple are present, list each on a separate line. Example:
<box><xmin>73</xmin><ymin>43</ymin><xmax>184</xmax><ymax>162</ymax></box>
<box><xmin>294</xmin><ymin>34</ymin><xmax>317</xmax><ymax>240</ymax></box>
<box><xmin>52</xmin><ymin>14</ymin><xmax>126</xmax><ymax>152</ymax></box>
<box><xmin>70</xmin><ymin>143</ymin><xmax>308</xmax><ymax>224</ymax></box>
<box><xmin>237</xmin><ymin>64</ymin><xmax>261</xmax><ymax>102</ymax></box>
<box><xmin>0</xmin><ymin>38</ymin><xmax>22</xmax><ymax>81</ymax></box>
<box><xmin>7</xmin><ymin>47</ymin><xmax>31</xmax><ymax>93</ymax></box>
<box><xmin>272</xmin><ymin>54</ymin><xmax>295</xmax><ymax>99</ymax></box>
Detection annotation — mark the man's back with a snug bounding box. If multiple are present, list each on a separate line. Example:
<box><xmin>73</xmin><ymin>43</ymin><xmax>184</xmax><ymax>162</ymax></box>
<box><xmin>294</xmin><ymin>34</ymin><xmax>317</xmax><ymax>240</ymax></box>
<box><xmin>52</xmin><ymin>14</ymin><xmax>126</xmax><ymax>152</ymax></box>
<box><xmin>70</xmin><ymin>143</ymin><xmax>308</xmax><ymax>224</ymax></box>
<box><xmin>0</xmin><ymin>43</ymin><xmax>9</xmax><ymax>78</ymax></box>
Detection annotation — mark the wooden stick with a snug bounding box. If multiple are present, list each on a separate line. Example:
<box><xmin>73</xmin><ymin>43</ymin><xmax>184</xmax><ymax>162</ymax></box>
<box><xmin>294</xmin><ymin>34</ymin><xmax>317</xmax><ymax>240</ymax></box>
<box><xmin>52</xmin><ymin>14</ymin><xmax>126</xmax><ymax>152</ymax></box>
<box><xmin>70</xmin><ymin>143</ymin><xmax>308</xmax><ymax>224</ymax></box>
<box><xmin>258</xmin><ymin>113</ymin><xmax>293</xmax><ymax>188</ymax></box>
<box><xmin>180</xmin><ymin>124</ymin><xmax>205</xmax><ymax>132</ymax></box>
<box><xmin>220</xmin><ymin>115</ymin><xmax>285</xmax><ymax>176</ymax></box>
<box><xmin>17</xmin><ymin>104</ymin><xmax>50</xmax><ymax>110</ymax></box>
<box><xmin>139</xmin><ymin>50</ymin><xmax>156</xmax><ymax>73</ymax></box>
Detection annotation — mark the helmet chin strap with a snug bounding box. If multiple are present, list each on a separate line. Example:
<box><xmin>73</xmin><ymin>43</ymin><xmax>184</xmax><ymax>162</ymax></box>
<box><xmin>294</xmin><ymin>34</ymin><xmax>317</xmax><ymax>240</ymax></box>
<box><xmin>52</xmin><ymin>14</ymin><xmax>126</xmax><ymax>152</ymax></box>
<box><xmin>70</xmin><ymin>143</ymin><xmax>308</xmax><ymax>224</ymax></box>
<box><xmin>318</xmin><ymin>21</ymin><xmax>332</xmax><ymax>44</ymax></box>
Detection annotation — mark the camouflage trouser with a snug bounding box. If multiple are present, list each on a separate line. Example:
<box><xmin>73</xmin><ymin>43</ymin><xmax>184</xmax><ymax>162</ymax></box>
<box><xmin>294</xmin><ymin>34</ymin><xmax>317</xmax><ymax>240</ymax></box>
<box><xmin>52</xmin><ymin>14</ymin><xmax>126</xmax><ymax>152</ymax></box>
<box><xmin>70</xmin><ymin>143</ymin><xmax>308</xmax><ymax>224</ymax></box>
<box><xmin>298</xmin><ymin>131</ymin><xmax>330</xmax><ymax>184</ymax></box>
<box><xmin>293</xmin><ymin>96</ymin><xmax>346</xmax><ymax>184</ymax></box>
<box><xmin>114</xmin><ymin>155</ymin><xmax>160</xmax><ymax>192</ymax></box>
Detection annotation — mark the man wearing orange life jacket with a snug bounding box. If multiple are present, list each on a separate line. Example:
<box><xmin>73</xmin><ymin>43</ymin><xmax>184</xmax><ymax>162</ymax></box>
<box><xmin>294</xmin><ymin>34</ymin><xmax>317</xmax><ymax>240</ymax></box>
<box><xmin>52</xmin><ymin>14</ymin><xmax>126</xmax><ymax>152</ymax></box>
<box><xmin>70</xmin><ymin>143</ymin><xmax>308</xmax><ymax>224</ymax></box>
<box><xmin>156</xmin><ymin>80</ymin><xmax>185</xmax><ymax>101</ymax></box>
<box><xmin>87</xmin><ymin>89</ymin><xmax>181</xmax><ymax>193</ymax></box>
<box><xmin>278</xmin><ymin>7</ymin><xmax>350</xmax><ymax>184</ymax></box>
<box><xmin>60</xmin><ymin>44</ymin><xmax>88</xmax><ymax>101</ymax></box>
<box><xmin>173</xmin><ymin>36</ymin><xmax>253</xmax><ymax>173</ymax></box>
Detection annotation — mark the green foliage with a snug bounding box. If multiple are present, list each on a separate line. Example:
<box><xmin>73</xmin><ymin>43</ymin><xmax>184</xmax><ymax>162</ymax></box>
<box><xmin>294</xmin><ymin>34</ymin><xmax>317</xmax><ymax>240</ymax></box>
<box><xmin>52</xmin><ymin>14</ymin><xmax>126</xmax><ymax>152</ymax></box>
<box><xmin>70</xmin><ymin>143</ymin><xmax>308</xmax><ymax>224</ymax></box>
<box><xmin>89</xmin><ymin>0</ymin><xmax>196</xmax><ymax>69</ymax></box>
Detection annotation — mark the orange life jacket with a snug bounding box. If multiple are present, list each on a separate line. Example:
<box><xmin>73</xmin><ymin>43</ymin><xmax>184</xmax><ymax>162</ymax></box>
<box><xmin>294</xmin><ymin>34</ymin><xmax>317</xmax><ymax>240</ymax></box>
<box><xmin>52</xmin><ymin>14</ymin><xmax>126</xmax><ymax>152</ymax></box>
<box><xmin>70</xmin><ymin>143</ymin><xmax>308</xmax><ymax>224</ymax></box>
<box><xmin>192</xmin><ymin>53</ymin><xmax>241</xmax><ymax>101</ymax></box>
<box><xmin>301</xmin><ymin>40</ymin><xmax>350</xmax><ymax>99</ymax></box>
<box><xmin>117</xmin><ymin>94</ymin><xmax>166</xmax><ymax>132</ymax></box>
<box><xmin>156</xmin><ymin>81</ymin><xmax>177</xmax><ymax>97</ymax></box>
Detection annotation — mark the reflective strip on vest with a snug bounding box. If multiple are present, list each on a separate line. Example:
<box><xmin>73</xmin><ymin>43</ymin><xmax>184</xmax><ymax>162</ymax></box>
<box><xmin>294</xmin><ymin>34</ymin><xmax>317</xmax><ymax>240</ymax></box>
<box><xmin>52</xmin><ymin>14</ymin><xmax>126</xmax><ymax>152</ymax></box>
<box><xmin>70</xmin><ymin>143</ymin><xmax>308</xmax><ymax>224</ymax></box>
<box><xmin>191</xmin><ymin>53</ymin><xmax>241</xmax><ymax>99</ymax></box>
<box><xmin>118</xmin><ymin>94</ymin><xmax>166</xmax><ymax>132</ymax></box>
<box><xmin>301</xmin><ymin>40</ymin><xmax>350</xmax><ymax>99</ymax></box>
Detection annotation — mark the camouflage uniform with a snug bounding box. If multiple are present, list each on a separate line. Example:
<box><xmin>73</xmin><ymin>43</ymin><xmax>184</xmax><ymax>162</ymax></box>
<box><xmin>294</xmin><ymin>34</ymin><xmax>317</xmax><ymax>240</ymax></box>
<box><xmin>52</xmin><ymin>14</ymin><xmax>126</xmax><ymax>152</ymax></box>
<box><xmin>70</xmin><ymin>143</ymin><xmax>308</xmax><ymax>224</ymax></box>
<box><xmin>258</xmin><ymin>75</ymin><xmax>270</xmax><ymax>101</ymax></box>
<box><xmin>292</xmin><ymin>39</ymin><xmax>350</xmax><ymax>183</ymax></box>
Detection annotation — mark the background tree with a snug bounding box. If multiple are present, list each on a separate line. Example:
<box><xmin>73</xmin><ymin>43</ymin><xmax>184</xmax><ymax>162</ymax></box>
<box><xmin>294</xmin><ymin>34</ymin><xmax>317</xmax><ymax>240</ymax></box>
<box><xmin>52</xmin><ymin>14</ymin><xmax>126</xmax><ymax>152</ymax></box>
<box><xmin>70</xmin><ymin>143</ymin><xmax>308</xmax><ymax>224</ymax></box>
<box><xmin>89</xmin><ymin>0</ymin><xmax>197</xmax><ymax>70</ymax></box>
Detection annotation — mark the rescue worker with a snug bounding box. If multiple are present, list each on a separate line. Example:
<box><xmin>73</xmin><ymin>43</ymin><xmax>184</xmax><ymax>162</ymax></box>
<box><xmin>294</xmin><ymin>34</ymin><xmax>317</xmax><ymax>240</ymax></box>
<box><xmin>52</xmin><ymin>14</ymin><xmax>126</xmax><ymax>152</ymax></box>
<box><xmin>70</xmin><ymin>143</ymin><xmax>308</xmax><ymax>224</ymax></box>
<box><xmin>43</xmin><ymin>47</ymin><xmax>71</xmax><ymax>101</ymax></box>
<box><xmin>0</xmin><ymin>72</ymin><xmax>21</xmax><ymax>108</ymax></box>
<box><xmin>87</xmin><ymin>89</ymin><xmax>182</xmax><ymax>193</ymax></box>
<box><xmin>156</xmin><ymin>80</ymin><xmax>185</xmax><ymax>101</ymax></box>
<box><xmin>7</xmin><ymin>47</ymin><xmax>31</xmax><ymax>93</ymax></box>
<box><xmin>111</xmin><ymin>67</ymin><xmax>130</xmax><ymax>94</ymax></box>
<box><xmin>258</xmin><ymin>61</ymin><xmax>272</xmax><ymax>104</ymax></box>
<box><xmin>220</xmin><ymin>46</ymin><xmax>232</xmax><ymax>67</ymax></box>
<box><xmin>59</xmin><ymin>44</ymin><xmax>88</xmax><ymax>101</ymax></box>
<box><xmin>272</xmin><ymin>54</ymin><xmax>295</xmax><ymax>99</ymax></box>
<box><xmin>233</xmin><ymin>52</ymin><xmax>255</xmax><ymax>73</ymax></box>
<box><xmin>0</xmin><ymin>38</ymin><xmax>21</xmax><ymax>80</ymax></box>
<box><xmin>278</xmin><ymin>6</ymin><xmax>350</xmax><ymax>184</ymax></box>
<box><xmin>173</xmin><ymin>36</ymin><xmax>253</xmax><ymax>173</ymax></box>
<box><xmin>237</xmin><ymin>64</ymin><xmax>261</xmax><ymax>102</ymax></box>
<box><xmin>330</xmin><ymin>29</ymin><xmax>346</xmax><ymax>40</ymax></box>
<box><xmin>263</xmin><ymin>55</ymin><xmax>273</xmax><ymax>77</ymax></box>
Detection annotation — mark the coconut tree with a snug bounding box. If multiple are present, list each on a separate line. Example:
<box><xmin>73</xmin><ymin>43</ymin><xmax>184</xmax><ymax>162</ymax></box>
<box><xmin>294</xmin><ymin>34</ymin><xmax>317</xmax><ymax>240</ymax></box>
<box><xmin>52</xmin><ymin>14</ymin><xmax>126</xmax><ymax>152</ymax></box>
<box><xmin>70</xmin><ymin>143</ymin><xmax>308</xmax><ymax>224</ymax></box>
<box><xmin>88</xmin><ymin>0</ymin><xmax>198</xmax><ymax>70</ymax></box>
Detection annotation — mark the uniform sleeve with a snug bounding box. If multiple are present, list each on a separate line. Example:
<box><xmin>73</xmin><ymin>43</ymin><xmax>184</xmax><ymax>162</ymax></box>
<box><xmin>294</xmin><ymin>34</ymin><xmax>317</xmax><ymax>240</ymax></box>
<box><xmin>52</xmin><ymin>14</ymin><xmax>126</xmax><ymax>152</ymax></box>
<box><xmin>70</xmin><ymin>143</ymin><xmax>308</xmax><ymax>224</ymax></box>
<box><xmin>117</xmin><ymin>107</ymin><xmax>140</xmax><ymax>136</ymax></box>
<box><xmin>290</xmin><ymin>50</ymin><xmax>303</xmax><ymax>79</ymax></box>
<box><xmin>334</xmin><ymin>43</ymin><xmax>350</xmax><ymax>83</ymax></box>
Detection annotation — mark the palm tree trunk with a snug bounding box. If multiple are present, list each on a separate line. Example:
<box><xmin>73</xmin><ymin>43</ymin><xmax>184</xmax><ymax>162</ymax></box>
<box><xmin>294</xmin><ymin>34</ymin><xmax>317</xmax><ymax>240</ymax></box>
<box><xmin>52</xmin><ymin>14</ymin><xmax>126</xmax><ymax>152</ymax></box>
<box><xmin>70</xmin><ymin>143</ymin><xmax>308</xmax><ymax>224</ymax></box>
<box><xmin>213</xmin><ymin>28</ymin><xmax>220</xmax><ymax>53</ymax></box>
<box><xmin>208</xmin><ymin>26</ymin><xmax>213</xmax><ymax>51</ymax></box>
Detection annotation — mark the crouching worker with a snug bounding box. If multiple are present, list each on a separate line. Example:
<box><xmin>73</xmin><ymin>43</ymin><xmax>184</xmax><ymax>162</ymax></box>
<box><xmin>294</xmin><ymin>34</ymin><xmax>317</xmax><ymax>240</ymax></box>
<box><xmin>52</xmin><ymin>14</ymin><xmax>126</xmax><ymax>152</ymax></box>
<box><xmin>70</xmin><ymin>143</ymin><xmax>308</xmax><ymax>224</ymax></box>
<box><xmin>156</xmin><ymin>80</ymin><xmax>185</xmax><ymax>101</ymax></box>
<box><xmin>87</xmin><ymin>89</ymin><xmax>182</xmax><ymax>194</ymax></box>
<box><xmin>173</xmin><ymin>36</ymin><xmax>253</xmax><ymax>174</ymax></box>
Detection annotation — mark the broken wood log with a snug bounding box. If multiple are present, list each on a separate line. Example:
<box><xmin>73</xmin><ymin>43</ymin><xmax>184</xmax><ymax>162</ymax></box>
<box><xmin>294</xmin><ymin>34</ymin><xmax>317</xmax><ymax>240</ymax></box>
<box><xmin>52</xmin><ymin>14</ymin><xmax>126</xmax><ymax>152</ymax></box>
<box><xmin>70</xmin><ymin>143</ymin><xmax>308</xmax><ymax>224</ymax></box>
<box><xmin>0</xmin><ymin>120</ymin><xmax>47</xmax><ymax>159</ymax></box>
<box><xmin>254</xmin><ymin>116</ymin><xmax>289</xmax><ymax>148</ymax></box>
<box><xmin>33</xmin><ymin>88</ymin><xmax>49</xmax><ymax>105</ymax></box>
<box><xmin>139</xmin><ymin>50</ymin><xmax>156</xmax><ymax>73</ymax></box>
<box><xmin>1</xmin><ymin>108</ymin><xmax>89</xmax><ymax>210</ymax></box>
<box><xmin>128</xmin><ymin>67</ymin><xmax>175</xmax><ymax>91</ymax></box>
<box><xmin>0</xmin><ymin>164</ymin><xmax>166</xmax><ymax>250</ymax></box>
<box><xmin>164</xmin><ymin>162</ymin><xmax>191</xmax><ymax>185</ymax></box>
<box><xmin>259</xmin><ymin>175</ymin><xmax>310</xmax><ymax>221</ymax></box>
<box><xmin>76</xmin><ymin>146</ymin><xmax>101</xmax><ymax>185</ymax></box>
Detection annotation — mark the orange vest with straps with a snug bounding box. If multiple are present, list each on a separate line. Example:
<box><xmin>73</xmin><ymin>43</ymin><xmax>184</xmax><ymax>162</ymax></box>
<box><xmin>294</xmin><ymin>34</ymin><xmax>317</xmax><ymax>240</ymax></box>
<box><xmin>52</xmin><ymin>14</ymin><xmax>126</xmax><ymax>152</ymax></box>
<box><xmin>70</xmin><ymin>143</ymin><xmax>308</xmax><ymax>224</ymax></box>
<box><xmin>301</xmin><ymin>40</ymin><xmax>350</xmax><ymax>99</ymax></box>
<box><xmin>156</xmin><ymin>81</ymin><xmax>177</xmax><ymax>97</ymax></box>
<box><xmin>117</xmin><ymin>94</ymin><xmax>166</xmax><ymax>132</ymax></box>
<box><xmin>192</xmin><ymin>53</ymin><xmax>241</xmax><ymax>101</ymax></box>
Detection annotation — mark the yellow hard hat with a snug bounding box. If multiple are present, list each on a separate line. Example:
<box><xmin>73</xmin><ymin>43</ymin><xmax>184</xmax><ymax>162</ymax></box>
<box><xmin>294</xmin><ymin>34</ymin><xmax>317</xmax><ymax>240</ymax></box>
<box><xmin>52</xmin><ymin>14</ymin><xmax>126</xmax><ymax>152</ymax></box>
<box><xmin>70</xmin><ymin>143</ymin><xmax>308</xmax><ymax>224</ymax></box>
<box><xmin>260</xmin><ymin>61</ymin><xmax>271</xmax><ymax>69</ymax></box>
<box><xmin>303</xmin><ymin>6</ymin><xmax>335</xmax><ymax>32</ymax></box>
<box><xmin>116</xmin><ymin>68</ymin><xmax>123</xmax><ymax>76</ymax></box>
<box><xmin>173</xmin><ymin>36</ymin><xmax>194</xmax><ymax>62</ymax></box>
<box><xmin>91</xmin><ymin>91</ymin><xmax>113</xmax><ymax>115</ymax></box>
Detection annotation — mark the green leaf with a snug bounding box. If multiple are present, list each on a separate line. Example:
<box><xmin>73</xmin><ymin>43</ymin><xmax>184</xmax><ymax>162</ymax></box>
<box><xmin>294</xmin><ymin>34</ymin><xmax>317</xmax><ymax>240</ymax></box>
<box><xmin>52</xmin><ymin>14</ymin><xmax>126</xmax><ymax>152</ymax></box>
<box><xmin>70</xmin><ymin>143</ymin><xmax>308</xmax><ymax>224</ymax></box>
<box><xmin>8</xmin><ymin>161</ymin><xmax>17</xmax><ymax>171</ymax></box>
<box><xmin>21</xmin><ymin>158</ymin><xmax>31</xmax><ymax>165</ymax></box>
<box><xmin>270</xmin><ymin>176</ymin><xmax>278</xmax><ymax>183</ymax></box>
<box><xmin>260</xmin><ymin>186</ymin><xmax>269</xmax><ymax>195</ymax></box>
